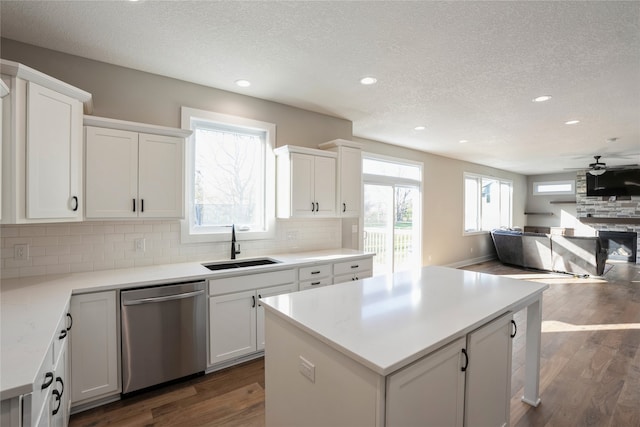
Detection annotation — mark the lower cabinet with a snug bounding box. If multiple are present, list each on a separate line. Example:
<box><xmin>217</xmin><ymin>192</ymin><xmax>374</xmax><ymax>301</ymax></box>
<box><xmin>70</xmin><ymin>291</ymin><xmax>120</xmax><ymax>406</ymax></box>
<box><xmin>386</xmin><ymin>313</ymin><xmax>514</xmax><ymax>427</ymax></box>
<box><xmin>208</xmin><ymin>270</ymin><xmax>297</xmax><ymax>367</ymax></box>
<box><xmin>333</xmin><ymin>258</ymin><xmax>373</xmax><ymax>284</ymax></box>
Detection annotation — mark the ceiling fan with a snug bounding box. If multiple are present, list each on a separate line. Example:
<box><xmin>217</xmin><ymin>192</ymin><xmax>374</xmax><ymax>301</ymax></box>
<box><xmin>565</xmin><ymin>155</ymin><xmax>639</xmax><ymax>176</ymax></box>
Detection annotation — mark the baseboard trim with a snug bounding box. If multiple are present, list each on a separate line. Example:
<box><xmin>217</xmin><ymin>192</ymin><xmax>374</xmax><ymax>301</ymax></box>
<box><xmin>445</xmin><ymin>254</ymin><xmax>496</xmax><ymax>269</ymax></box>
<box><xmin>205</xmin><ymin>351</ymin><xmax>264</xmax><ymax>374</ymax></box>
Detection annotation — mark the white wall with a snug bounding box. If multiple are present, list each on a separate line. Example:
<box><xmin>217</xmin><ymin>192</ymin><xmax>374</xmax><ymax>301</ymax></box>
<box><xmin>525</xmin><ymin>172</ymin><xmax>579</xmax><ymax>229</ymax></box>
<box><xmin>0</xmin><ymin>38</ymin><xmax>527</xmax><ymax>278</ymax></box>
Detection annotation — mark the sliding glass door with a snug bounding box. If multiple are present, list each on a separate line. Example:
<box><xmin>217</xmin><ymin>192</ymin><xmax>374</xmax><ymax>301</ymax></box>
<box><xmin>363</xmin><ymin>155</ymin><xmax>422</xmax><ymax>275</ymax></box>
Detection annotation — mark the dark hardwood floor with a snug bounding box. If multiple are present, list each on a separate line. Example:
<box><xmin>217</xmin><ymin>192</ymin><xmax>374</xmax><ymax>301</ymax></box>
<box><xmin>70</xmin><ymin>261</ymin><xmax>640</xmax><ymax>427</ymax></box>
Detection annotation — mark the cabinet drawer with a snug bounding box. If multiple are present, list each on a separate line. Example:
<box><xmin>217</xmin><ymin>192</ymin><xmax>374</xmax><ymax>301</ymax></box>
<box><xmin>299</xmin><ymin>264</ymin><xmax>332</xmax><ymax>281</ymax></box>
<box><xmin>52</xmin><ymin>303</ymin><xmax>70</xmax><ymax>365</ymax></box>
<box><xmin>209</xmin><ymin>269</ymin><xmax>296</xmax><ymax>295</ymax></box>
<box><xmin>333</xmin><ymin>257</ymin><xmax>373</xmax><ymax>276</ymax></box>
<box><xmin>299</xmin><ymin>277</ymin><xmax>333</xmax><ymax>291</ymax></box>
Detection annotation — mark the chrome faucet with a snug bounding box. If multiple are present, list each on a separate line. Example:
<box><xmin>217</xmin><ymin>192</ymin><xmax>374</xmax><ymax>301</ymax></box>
<box><xmin>231</xmin><ymin>224</ymin><xmax>241</xmax><ymax>260</ymax></box>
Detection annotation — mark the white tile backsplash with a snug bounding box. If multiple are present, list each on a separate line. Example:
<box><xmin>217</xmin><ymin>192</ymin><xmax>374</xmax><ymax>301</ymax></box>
<box><xmin>0</xmin><ymin>218</ymin><xmax>342</xmax><ymax>279</ymax></box>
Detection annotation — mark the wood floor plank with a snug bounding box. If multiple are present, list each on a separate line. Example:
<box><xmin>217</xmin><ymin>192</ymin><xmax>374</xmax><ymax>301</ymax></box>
<box><xmin>69</xmin><ymin>261</ymin><xmax>640</xmax><ymax>427</ymax></box>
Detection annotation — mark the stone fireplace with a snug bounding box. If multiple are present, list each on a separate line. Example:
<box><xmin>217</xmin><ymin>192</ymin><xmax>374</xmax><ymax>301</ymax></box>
<box><xmin>575</xmin><ymin>173</ymin><xmax>640</xmax><ymax>264</ymax></box>
<box><xmin>598</xmin><ymin>231</ymin><xmax>638</xmax><ymax>262</ymax></box>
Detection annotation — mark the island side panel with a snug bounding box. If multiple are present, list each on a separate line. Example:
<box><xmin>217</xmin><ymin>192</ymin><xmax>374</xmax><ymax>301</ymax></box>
<box><xmin>265</xmin><ymin>312</ymin><xmax>385</xmax><ymax>427</ymax></box>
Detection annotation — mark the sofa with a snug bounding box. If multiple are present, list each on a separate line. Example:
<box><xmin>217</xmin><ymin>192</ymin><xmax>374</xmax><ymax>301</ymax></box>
<box><xmin>490</xmin><ymin>229</ymin><xmax>608</xmax><ymax>276</ymax></box>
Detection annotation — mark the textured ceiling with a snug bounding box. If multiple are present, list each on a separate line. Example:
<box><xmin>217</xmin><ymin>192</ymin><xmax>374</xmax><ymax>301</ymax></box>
<box><xmin>1</xmin><ymin>1</ymin><xmax>639</xmax><ymax>175</ymax></box>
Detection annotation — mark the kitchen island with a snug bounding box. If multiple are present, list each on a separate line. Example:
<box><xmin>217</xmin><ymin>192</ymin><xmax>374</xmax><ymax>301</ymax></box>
<box><xmin>261</xmin><ymin>265</ymin><xmax>548</xmax><ymax>427</ymax></box>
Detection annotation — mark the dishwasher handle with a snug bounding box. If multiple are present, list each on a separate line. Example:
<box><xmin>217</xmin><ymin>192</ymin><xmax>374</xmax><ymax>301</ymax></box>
<box><xmin>122</xmin><ymin>289</ymin><xmax>205</xmax><ymax>306</ymax></box>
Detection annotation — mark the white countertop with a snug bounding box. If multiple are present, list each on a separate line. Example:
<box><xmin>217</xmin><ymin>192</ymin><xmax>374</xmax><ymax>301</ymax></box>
<box><xmin>0</xmin><ymin>249</ymin><xmax>372</xmax><ymax>400</ymax></box>
<box><xmin>262</xmin><ymin>265</ymin><xmax>549</xmax><ymax>376</ymax></box>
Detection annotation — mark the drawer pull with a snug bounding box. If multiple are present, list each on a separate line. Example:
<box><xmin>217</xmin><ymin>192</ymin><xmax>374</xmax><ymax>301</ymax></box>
<box><xmin>350</xmin><ymin>265</ymin><xmax>359</xmax><ymax>269</ymax></box>
<box><xmin>41</xmin><ymin>372</ymin><xmax>54</xmax><ymax>390</ymax></box>
<box><xmin>311</xmin><ymin>281</ymin><xmax>321</xmax><ymax>286</ymax></box>
<box><xmin>311</xmin><ymin>271</ymin><xmax>321</xmax><ymax>275</ymax></box>
<box><xmin>66</xmin><ymin>312</ymin><xmax>73</xmax><ymax>331</ymax></box>
<box><xmin>59</xmin><ymin>329</ymin><xmax>67</xmax><ymax>340</ymax></box>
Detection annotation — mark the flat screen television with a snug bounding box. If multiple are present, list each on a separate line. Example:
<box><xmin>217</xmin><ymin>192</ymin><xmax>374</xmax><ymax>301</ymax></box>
<box><xmin>586</xmin><ymin>168</ymin><xmax>640</xmax><ymax>196</ymax></box>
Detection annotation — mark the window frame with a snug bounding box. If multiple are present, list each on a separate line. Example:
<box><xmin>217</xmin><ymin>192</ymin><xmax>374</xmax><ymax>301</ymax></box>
<box><xmin>180</xmin><ymin>107</ymin><xmax>276</xmax><ymax>243</ymax></box>
<box><xmin>463</xmin><ymin>172</ymin><xmax>513</xmax><ymax>235</ymax></box>
<box><xmin>532</xmin><ymin>180</ymin><xmax>575</xmax><ymax>195</ymax></box>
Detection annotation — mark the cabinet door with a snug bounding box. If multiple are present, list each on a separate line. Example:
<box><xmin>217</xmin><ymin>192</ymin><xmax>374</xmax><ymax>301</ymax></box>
<box><xmin>26</xmin><ymin>82</ymin><xmax>82</xmax><ymax>220</ymax></box>
<box><xmin>465</xmin><ymin>313</ymin><xmax>513</xmax><ymax>427</ymax></box>
<box><xmin>256</xmin><ymin>283</ymin><xmax>297</xmax><ymax>351</ymax></box>
<box><xmin>386</xmin><ymin>337</ymin><xmax>466</xmax><ymax>427</ymax></box>
<box><xmin>313</xmin><ymin>155</ymin><xmax>336</xmax><ymax>216</ymax></box>
<box><xmin>289</xmin><ymin>153</ymin><xmax>315</xmax><ymax>217</ymax></box>
<box><xmin>339</xmin><ymin>146</ymin><xmax>361</xmax><ymax>217</ymax></box>
<box><xmin>138</xmin><ymin>133</ymin><xmax>184</xmax><ymax>218</ymax></box>
<box><xmin>209</xmin><ymin>290</ymin><xmax>257</xmax><ymax>365</ymax></box>
<box><xmin>85</xmin><ymin>127</ymin><xmax>138</xmax><ymax>218</ymax></box>
<box><xmin>70</xmin><ymin>291</ymin><xmax>120</xmax><ymax>404</ymax></box>
<box><xmin>51</xmin><ymin>338</ymin><xmax>68</xmax><ymax>427</ymax></box>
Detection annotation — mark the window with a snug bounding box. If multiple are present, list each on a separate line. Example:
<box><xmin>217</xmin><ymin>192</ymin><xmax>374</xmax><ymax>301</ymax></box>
<box><xmin>181</xmin><ymin>107</ymin><xmax>275</xmax><ymax>242</ymax></box>
<box><xmin>533</xmin><ymin>180</ymin><xmax>575</xmax><ymax>195</ymax></box>
<box><xmin>464</xmin><ymin>173</ymin><xmax>512</xmax><ymax>233</ymax></box>
<box><xmin>363</xmin><ymin>154</ymin><xmax>422</xmax><ymax>274</ymax></box>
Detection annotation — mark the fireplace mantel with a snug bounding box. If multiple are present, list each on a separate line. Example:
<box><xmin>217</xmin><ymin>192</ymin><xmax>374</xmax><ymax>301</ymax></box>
<box><xmin>580</xmin><ymin>217</ymin><xmax>640</xmax><ymax>225</ymax></box>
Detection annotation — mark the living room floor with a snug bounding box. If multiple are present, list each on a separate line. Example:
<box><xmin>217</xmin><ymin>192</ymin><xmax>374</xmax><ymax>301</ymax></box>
<box><xmin>69</xmin><ymin>260</ymin><xmax>640</xmax><ymax>427</ymax></box>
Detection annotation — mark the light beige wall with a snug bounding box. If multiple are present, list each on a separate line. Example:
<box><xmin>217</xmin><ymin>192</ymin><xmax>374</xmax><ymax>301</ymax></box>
<box><xmin>0</xmin><ymin>38</ymin><xmax>352</xmax><ymax>146</ymax></box>
<box><xmin>525</xmin><ymin>172</ymin><xmax>579</xmax><ymax>229</ymax></box>
<box><xmin>354</xmin><ymin>137</ymin><xmax>527</xmax><ymax>267</ymax></box>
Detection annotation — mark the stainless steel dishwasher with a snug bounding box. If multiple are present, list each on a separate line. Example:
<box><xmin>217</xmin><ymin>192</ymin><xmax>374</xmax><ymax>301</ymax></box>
<box><xmin>121</xmin><ymin>280</ymin><xmax>206</xmax><ymax>394</ymax></box>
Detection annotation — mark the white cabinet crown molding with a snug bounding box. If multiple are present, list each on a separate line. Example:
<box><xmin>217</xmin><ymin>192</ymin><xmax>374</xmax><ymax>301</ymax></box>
<box><xmin>317</xmin><ymin>139</ymin><xmax>363</xmax><ymax>150</ymax></box>
<box><xmin>0</xmin><ymin>58</ymin><xmax>93</xmax><ymax>114</ymax></box>
<box><xmin>83</xmin><ymin>115</ymin><xmax>192</xmax><ymax>138</ymax></box>
<box><xmin>274</xmin><ymin>144</ymin><xmax>337</xmax><ymax>159</ymax></box>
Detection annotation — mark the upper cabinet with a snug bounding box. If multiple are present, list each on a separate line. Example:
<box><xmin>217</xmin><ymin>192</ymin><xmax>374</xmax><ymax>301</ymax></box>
<box><xmin>84</xmin><ymin>116</ymin><xmax>191</xmax><ymax>219</ymax></box>
<box><xmin>275</xmin><ymin>145</ymin><xmax>337</xmax><ymax>218</ymax></box>
<box><xmin>318</xmin><ymin>139</ymin><xmax>363</xmax><ymax>218</ymax></box>
<box><xmin>1</xmin><ymin>59</ymin><xmax>92</xmax><ymax>224</ymax></box>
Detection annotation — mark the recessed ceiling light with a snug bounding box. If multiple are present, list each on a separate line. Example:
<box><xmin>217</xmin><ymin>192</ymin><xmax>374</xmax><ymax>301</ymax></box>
<box><xmin>414</xmin><ymin>126</ymin><xmax>426</xmax><ymax>131</ymax></box>
<box><xmin>532</xmin><ymin>95</ymin><xmax>552</xmax><ymax>102</ymax></box>
<box><xmin>565</xmin><ymin>120</ymin><xmax>580</xmax><ymax>125</ymax></box>
<box><xmin>360</xmin><ymin>76</ymin><xmax>377</xmax><ymax>85</ymax></box>
<box><xmin>235</xmin><ymin>79</ymin><xmax>251</xmax><ymax>87</ymax></box>
<box><xmin>459</xmin><ymin>140</ymin><xmax>468</xmax><ymax>144</ymax></box>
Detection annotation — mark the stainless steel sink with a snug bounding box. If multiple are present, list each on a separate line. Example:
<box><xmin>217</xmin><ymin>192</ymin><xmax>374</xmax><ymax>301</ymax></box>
<box><xmin>202</xmin><ymin>258</ymin><xmax>281</xmax><ymax>271</ymax></box>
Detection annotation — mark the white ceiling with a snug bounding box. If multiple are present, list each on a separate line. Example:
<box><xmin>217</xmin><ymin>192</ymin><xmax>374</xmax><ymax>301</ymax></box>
<box><xmin>1</xmin><ymin>1</ymin><xmax>639</xmax><ymax>175</ymax></box>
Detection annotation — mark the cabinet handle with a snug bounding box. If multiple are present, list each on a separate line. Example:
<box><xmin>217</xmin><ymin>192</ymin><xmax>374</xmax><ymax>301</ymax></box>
<box><xmin>311</xmin><ymin>202</ymin><xmax>315</xmax><ymax>212</ymax></box>
<box><xmin>58</xmin><ymin>329</ymin><xmax>67</xmax><ymax>340</ymax></box>
<box><xmin>258</xmin><ymin>294</ymin><xmax>262</xmax><ymax>307</ymax></box>
<box><xmin>66</xmin><ymin>313</ymin><xmax>73</xmax><ymax>331</ymax></box>
<box><xmin>252</xmin><ymin>295</ymin><xmax>256</xmax><ymax>308</ymax></box>
<box><xmin>315</xmin><ymin>202</ymin><xmax>319</xmax><ymax>212</ymax></box>
<box><xmin>511</xmin><ymin>320</ymin><xmax>517</xmax><ymax>338</ymax></box>
<box><xmin>71</xmin><ymin>196</ymin><xmax>79</xmax><ymax>212</ymax></box>
<box><xmin>141</xmin><ymin>199</ymin><xmax>144</xmax><ymax>213</ymax></box>
<box><xmin>461</xmin><ymin>348</ymin><xmax>469</xmax><ymax>372</ymax></box>
<box><xmin>311</xmin><ymin>281</ymin><xmax>321</xmax><ymax>286</ymax></box>
<box><xmin>311</xmin><ymin>271</ymin><xmax>321</xmax><ymax>275</ymax></box>
<box><xmin>343</xmin><ymin>203</ymin><xmax>346</xmax><ymax>213</ymax></box>
<box><xmin>351</xmin><ymin>265</ymin><xmax>359</xmax><ymax>269</ymax></box>
<box><xmin>56</xmin><ymin>376</ymin><xmax>64</xmax><ymax>396</ymax></box>
<box><xmin>133</xmin><ymin>198</ymin><xmax>136</xmax><ymax>212</ymax></box>
<box><xmin>51</xmin><ymin>389</ymin><xmax>62</xmax><ymax>416</ymax></box>
<box><xmin>41</xmin><ymin>372</ymin><xmax>54</xmax><ymax>390</ymax></box>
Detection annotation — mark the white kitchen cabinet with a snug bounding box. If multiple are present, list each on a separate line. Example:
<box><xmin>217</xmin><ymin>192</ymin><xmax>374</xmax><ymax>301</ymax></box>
<box><xmin>84</xmin><ymin>117</ymin><xmax>189</xmax><ymax>219</ymax></box>
<box><xmin>464</xmin><ymin>313</ymin><xmax>514</xmax><ymax>427</ymax></box>
<box><xmin>1</xmin><ymin>60</ymin><xmax>91</xmax><ymax>224</ymax></box>
<box><xmin>333</xmin><ymin>257</ymin><xmax>373</xmax><ymax>284</ymax></box>
<box><xmin>0</xmin><ymin>79</ymin><xmax>9</xmax><ymax>221</ymax></box>
<box><xmin>209</xmin><ymin>290</ymin><xmax>257</xmax><ymax>365</ymax></box>
<box><xmin>386</xmin><ymin>337</ymin><xmax>466</xmax><ymax>427</ymax></box>
<box><xmin>70</xmin><ymin>291</ymin><xmax>120</xmax><ymax>406</ymax></box>
<box><xmin>208</xmin><ymin>269</ymin><xmax>297</xmax><ymax>368</ymax></box>
<box><xmin>386</xmin><ymin>313</ymin><xmax>514</xmax><ymax>427</ymax></box>
<box><xmin>275</xmin><ymin>145</ymin><xmax>337</xmax><ymax>218</ymax></box>
<box><xmin>318</xmin><ymin>139</ymin><xmax>363</xmax><ymax>218</ymax></box>
<box><xmin>298</xmin><ymin>263</ymin><xmax>333</xmax><ymax>291</ymax></box>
